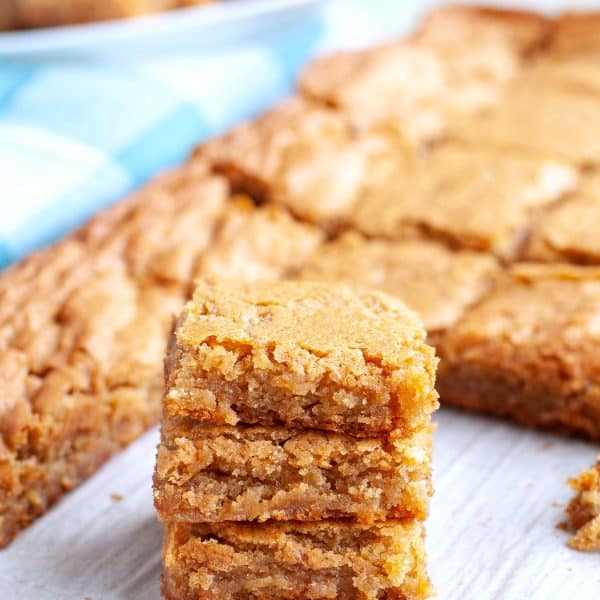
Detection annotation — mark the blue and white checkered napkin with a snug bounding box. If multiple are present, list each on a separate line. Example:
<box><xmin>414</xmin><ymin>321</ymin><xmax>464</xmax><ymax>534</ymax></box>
<box><xmin>0</xmin><ymin>0</ymin><xmax>416</xmax><ymax>269</ymax></box>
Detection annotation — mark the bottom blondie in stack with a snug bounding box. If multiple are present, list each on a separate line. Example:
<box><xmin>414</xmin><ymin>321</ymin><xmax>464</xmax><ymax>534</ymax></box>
<box><xmin>153</xmin><ymin>280</ymin><xmax>439</xmax><ymax>599</ymax></box>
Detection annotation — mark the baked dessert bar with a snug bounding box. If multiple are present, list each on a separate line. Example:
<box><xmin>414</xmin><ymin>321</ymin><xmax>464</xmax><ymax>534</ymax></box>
<box><xmin>347</xmin><ymin>144</ymin><xmax>576</xmax><ymax>259</ymax></box>
<box><xmin>154</xmin><ymin>414</ymin><xmax>432</xmax><ymax>524</ymax></box>
<box><xmin>565</xmin><ymin>459</ymin><xmax>600</xmax><ymax>552</ymax></box>
<box><xmin>453</xmin><ymin>79</ymin><xmax>600</xmax><ymax>165</ymax></box>
<box><xmin>162</xmin><ymin>520</ymin><xmax>430</xmax><ymax>600</ymax></box>
<box><xmin>164</xmin><ymin>280</ymin><xmax>438</xmax><ymax>436</ymax></box>
<box><xmin>4</xmin><ymin>0</ymin><xmax>212</xmax><ymax>29</ymax></box>
<box><xmin>0</xmin><ymin>161</ymin><xmax>229</xmax><ymax>548</ymax></box>
<box><xmin>198</xmin><ymin>97</ymin><xmax>408</xmax><ymax>231</ymax></box>
<box><xmin>438</xmin><ymin>263</ymin><xmax>600</xmax><ymax>439</ymax></box>
<box><xmin>523</xmin><ymin>173</ymin><xmax>600</xmax><ymax>264</ymax></box>
<box><xmin>299</xmin><ymin>6</ymin><xmax>546</xmax><ymax>143</ymax></box>
<box><xmin>196</xmin><ymin>198</ymin><xmax>323</xmax><ymax>282</ymax></box>
<box><xmin>297</xmin><ymin>233</ymin><xmax>500</xmax><ymax>335</ymax></box>
<box><xmin>200</xmin><ymin>100</ymin><xmax>575</xmax><ymax>255</ymax></box>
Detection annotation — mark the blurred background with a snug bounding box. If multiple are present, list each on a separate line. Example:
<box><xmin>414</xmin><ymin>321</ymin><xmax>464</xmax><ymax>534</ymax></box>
<box><xmin>0</xmin><ymin>0</ymin><xmax>597</xmax><ymax>270</ymax></box>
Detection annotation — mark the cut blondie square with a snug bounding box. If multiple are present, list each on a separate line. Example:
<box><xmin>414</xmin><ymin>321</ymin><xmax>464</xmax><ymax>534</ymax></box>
<box><xmin>154</xmin><ymin>414</ymin><xmax>433</xmax><ymax>524</ymax></box>
<box><xmin>299</xmin><ymin>6</ymin><xmax>545</xmax><ymax>142</ymax></box>
<box><xmin>523</xmin><ymin>173</ymin><xmax>600</xmax><ymax>264</ymax></box>
<box><xmin>452</xmin><ymin>79</ymin><xmax>600</xmax><ymax>164</ymax></box>
<box><xmin>0</xmin><ymin>161</ymin><xmax>229</xmax><ymax>547</ymax></box>
<box><xmin>198</xmin><ymin>97</ymin><xmax>409</xmax><ymax>231</ymax></box>
<box><xmin>161</xmin><ymin>520</ymin><xmax>431</xmax><ymax>600</ymax></box>
<box><xmin>565</xmin><ymin>458</ymin><xmax>600</xmax><ymax>552</ymax></box>
<box><xmin>348</xmin><ymin>143</ymin><xmax>576</xmax><ymax>259</ymax></box>
<box><xmin>438</xmin><ymin>263</ymin><xmax>600</xmax><ymax>439</ymax></box>
<box><xmin>164</xmin><ymin>280</ymin><xmax>439</xmax><ymax>436</ymax></box>
<box><xmin>297</xmin><ymin>233</ymin><xmax>500</xmax><ymax>335</ymax></box>
<box><xmin>195</xmin><ymin>198</ymin><xmax>323</xmax><ymax>282</ymax></box>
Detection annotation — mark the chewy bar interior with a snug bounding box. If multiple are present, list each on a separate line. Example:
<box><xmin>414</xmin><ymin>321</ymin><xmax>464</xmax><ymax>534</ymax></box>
<box><xmin>154</xmin><ymin>414</ymin><xmax>433</xmax><ymax>524</ymax></box>
<box><xmin>156</xmin><ymin>280</ymin><xmax>437</xmax><ymax>599</ymax></box>
<box><xmin>162</xmin><ymin>520</ymin><xmax>431</xmax><ymax>600</ymax></box>
<box><xmin>164</xmin><ymin>280</ymin><xmax>439</xmax><ymax>436</ymax></box>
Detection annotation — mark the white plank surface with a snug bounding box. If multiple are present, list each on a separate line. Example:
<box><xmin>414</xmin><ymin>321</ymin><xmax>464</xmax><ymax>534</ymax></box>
<box><xmin>1</xmin><ymin>407</ymin><xmax>597</xmax><ymax>600</ymax></box>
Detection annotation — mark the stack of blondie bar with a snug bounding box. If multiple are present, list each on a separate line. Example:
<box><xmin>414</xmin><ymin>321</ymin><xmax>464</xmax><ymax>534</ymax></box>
<box><xmin>153</xmin><ymin>280</ymin><xmax>439</xmax><ymax>599</ymax></box>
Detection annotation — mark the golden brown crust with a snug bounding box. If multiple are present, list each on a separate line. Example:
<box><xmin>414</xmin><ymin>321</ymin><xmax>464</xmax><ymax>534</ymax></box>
<box><xmin>196</xmin><ymin>198</ymin><xmax>323</xmax><ymax>283</ymax></box>
<box><xmin>438</xmin><ymin>263</ymin><xmax>600</xmax><ymax>439</ymax></box>
<box><xmin>297</xmin><ymin>233</ymin><xmax>500</xmax><ymax>334</ymax></box>
<box><xmin>523</xmin><ymin>173</ymin><xmax>600</xmax><ymax>264</ymax></box>
<box><xmin>565</xmin><ymin>459</ymin><xmax>600</xmax><ymax>551</ymax></box>
<box><xmin>347</xmin><ymin>143</ymin><xmax>576</xmax><ymax>259</ymax></box>
<box><xmin>0</xmin><ymin>161</ymin><xmax>231</xmax><ymax>547</ymax></box>
<box><xmin>165</xmin><ymin>280</ymin><xmax>438</xmax><ymax>436</ymax></box>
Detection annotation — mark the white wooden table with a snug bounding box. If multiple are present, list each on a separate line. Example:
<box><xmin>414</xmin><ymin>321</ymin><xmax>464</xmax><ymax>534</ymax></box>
<box><xmin>1</xmin><ymin>407</ymin><xmax>597</xmax><ymax>600</ymax></box>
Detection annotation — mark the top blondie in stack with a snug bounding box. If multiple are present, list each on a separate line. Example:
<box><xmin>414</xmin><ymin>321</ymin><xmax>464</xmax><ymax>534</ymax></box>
<box><xmin>1</xmin><ymin>4</ymin><xmax>600</xmax><ymax>558</ymax></box>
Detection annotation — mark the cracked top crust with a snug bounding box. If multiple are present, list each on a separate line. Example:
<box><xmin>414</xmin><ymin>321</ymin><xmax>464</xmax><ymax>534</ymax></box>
<box><xmin>523</xmin><ymin>173</ymin><xmax>600</xmax><ymax>264</ymax></box>
<box><xmin>297</xmin><ymin>233</ymin><xmax>500</xmax><ymax>334</ymax></box>
<box><xmin>165</xmin><ymin>280</ymin><xmax>438</xmax><ymax>435</ymax></box>
<box><xmin>439</xmin><ymin>263</ymin><xmax>600</xmax><ymax>398</ymax></box>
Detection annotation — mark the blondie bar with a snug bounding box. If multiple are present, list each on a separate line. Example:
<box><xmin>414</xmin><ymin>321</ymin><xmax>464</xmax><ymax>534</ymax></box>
<box><xmin>297</xmin><ymin>233</ymin><xmax>500</xmax><ymax>334</ymax></box>
<box><xmin>523</xmin><ymin>174</ymin><xmax>600</xmax><ymax>264</ymax></box>
<box><xmin>299</xmin><ymin>6</ymin><xmax>546</xmax><ymax>143</ymax></box>
<box><xmin>154</xmin><ymin>414</ymin><xmax>432</xmax><ymax>524</ymax></box>
<box><xmin>453</xmin><ymin>79</ymin><xmax>600</xmax><ymax>164</ymax></box>
<box><xmin>566</xmin><ymin>459</ymin><xmax>600</xmax><ymax>551</ymax></box>
<box><xmin>349</xmin><ymin>143</ymin><xmax>575</xmax><ymax>259</ymax></box>
<box><xmin>161</xmin><ymin>520</ymin><xmax>431</xmax><ymax>600</ymax></box>
<box><xmin>164</xmin><ymin>280</ymin><xmax>438</xmax><ymax>436</ymax></box>
<box><xmin>0</xmin><ymin>161</ymin><xmax>230</xmax><ymax>547</ymax></box>
<box><xmin>196</xmin><ymin>198</ymin><xmax>323</xmax><ymax>282</ymax></box>
<box><xmin>198</xmin><ymin>97</ymin><xmax>408</xmax><ymax>231</ymax></box>
<box><xmin>438</xmin><ymin>263</ymin><xmax>600</xmax><ymax>439</ymax></box>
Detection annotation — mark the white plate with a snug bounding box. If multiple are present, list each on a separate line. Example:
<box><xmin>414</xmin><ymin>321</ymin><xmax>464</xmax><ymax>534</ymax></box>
<box><xmin>0</xmin><ymin>0</ymin><xmax>326</xmax><ymax>57</ymax></box>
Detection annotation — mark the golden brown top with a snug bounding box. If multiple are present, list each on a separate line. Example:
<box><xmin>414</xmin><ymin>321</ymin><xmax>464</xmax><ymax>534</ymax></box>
<box><xmin>440</xmin><ymin>263</ymin><xmax>600</xmax><ymax>395</ymax></box>
<box><xmin>179</xmin><ymin>280</ymin><xmax>433</xmax><ymax>373</ymax></box>
<box><xmin>524</xmin><ymin>173</ymin><xmax>600</xmax><ymax>264</ymax></box>
<box><xmin>348</xmin><ymin>143</ymin><xmax>576</xmax><ymax>258</ymax></box>
<box><xmin>0</xmin><ymin>161</ymin><xmax>228</xmax><ymax>454</ymax></box>
<box><xmin>298</xmin><ymin>233</ymin><xmax>500</xmax><ymax>333</ymax></box>
<box><xmin>196</xmin><ymin>198</ymin><xmax>323</xmax><ymax>282</ymax></box>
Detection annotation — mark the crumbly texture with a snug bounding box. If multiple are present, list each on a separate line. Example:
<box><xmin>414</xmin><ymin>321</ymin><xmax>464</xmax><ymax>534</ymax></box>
<box><xmin>523</xmin><ymin>174</ymin><xmax>600</xmax><ymax>264</ymax></box>
<box><xmin>297</xmin><ymin>233</ymin><xmax>500</xmax><ymax>334</ymax></box>
<box><xmin>0</xmin><ymin>161</ymin><xmax>230</xmax><ymax>548</ymax></box>
<box><xmin>165</xmin><ymin>280</ymin><xmax>439</xmax><ymax>436</ymax></box>
<box><xmin>154</xmin><ymin>414</ymin><xmax>432</xmax><ymax>524</ymax></box>
<box><xmin>347</xmin><ymin>143</ymin><xmax>576</xmax><ymax>259</ymax></box>
<box><xmin>162</xmin><ymin>520</ymin><xmax>431</xmax><ymax>600</ymax></box>
<box><xmin>438</xmin><ymin>263</ymin><xmax>600</xmax><ymax>439</ymax></box>
<box><xmin>566</xmin><ymin>459</ymin><xmax>600</xmax><ymax>551</ymax></box>
<box><xmin>196</xmin><ymin>198</ymin><xmax>323</xmax><ymax>282</ymax></box>
<box><xmin>198</xmin><ymin>97</ymin><xmax>409</xmax><ymax>231</ymax></box>
<box><xmin>299</xmin><ymin>6</ymin><xmax>546</xmax><ymax>143</ymax></box>
<box><xmin>4</xmin><ymin>0</ymin><xmax>213</xmax><ymax>29</ymax></box>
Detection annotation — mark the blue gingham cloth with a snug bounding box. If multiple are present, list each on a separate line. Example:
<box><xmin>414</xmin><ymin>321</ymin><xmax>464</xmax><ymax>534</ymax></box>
<box><xmin>0</xmin><ymin>0</ymin><xmax>419</xmax><ymax>268</ymax></box>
